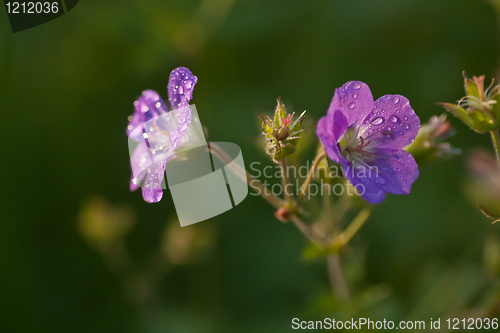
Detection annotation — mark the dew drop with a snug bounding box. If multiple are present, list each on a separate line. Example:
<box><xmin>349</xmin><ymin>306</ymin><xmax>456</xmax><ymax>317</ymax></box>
<box><xmin>403</xmin><ymin>116</ymin><xmax>408</xmax><ymax>121</ymax></box>
<box><xmin>393</xmin><ymin>96</ymin><xmax>400</xmax><ymax>104</ymax></box>
<box><xmin>348</xmin><ymin>102</ymin><xmax>355</xmax><ymax>109</ymax></box>
<box><xmin>370</xmin><ymin>116</ymin><xmax>384</xmax><ymax>125</ymax></box>
<box><xmin>185</xmin><ymin>80</ymin><xmax>193</xmax><ymax>89</ymax></box>
<box><xmin>381</xmin><ymin>127</ymin><xmax>393</xmax><ymax>136</ymax></box>
<box><xmin>388</xmin><ymin>115</ymin><xmax>400</xmax><ymax>123</ymax></box>
<box><xmin>409</xmin><ymin>138</ymin><xmax>415</xmax><ymax>143</ymax></box>
<box><xmin>404</xmin><ymin>124</ymin><xmax>411</xmax><ymax>130</ymax></box>
<box><xmin>407</xmin><ymin>108</ymin><xmax>415</xmax><ymax>115</ymax></box>
<box><xmin>353</xmin><ymin>93</ymin><xmax>358</xmax><ymax>99</ymax></box>
<box><xmin>352</xmin><ymin>82</ymin><xmax>361</xmax><ymax>90</ymax></box>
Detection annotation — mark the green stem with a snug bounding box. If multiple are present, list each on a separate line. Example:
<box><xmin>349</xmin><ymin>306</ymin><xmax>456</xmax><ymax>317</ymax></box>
<box><xmin>490</xmin><ymin>130</ymin><xmax>500</xmax><ymax>162</ymax></box>
<box><xmin>280</xmin><ymin>158</ymin><xmax>293</xmax><ymax>205</ymax></box>
<box><xmin>330</xmin><ymin>206</ymin><xmax>373</xmax><ymax>253</ymax></box>
<box><xmin>327</xmin><ymin>254</ymin><xmax>350</xmax><ymax>300</ymax></box>
<box><xmin>296</xmin><ymin>151</ymin><xmax>326</xmax><ymax>207</ymax></box>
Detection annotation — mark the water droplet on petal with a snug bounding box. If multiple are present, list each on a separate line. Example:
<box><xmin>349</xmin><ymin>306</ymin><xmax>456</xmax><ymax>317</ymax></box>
<box><xmin>381</xmin><ymin>127</ymin><xmax>393</xmax><ymax>136</ymax></box>
<box><xmin>409</xmin><ymin>138</ymin><xmax>415</xmax><ymax>143</ymax></box>
<box><xmin>393</xmin><ymin>96</ymin><xmax>400</xmax><ymax>104</ymax></box>
<box><xmin>404</xmin><ymin>124</ymin><xmax>411</xmax><ymax>130</ymax></box>
<box><xmin>403</xmin><ymin>116</ymin><xmax>408</xmax><ymax>121</ymax></box>
<box><xmin>388</xmin><ymin>115</ymin><xmax>400</xmax><ymax>123</ymax></box>
<box><xmin>353</xmin><ymin>93</ymin><xmax>358</xmax><ymax>99</ymax></box>
<box><xmin>352</xmin><ymin>82</ymin><xmax>361</xmax><ymax>90</ymax></box>
<box><xmin>185</xmin><ymin>80</ymin><xmax>193</xmax><ymax>89</ymax></box>
<box><xmin>370</xmin><ymin>116</ymin><xmax>384</xmax><ymax>125</ymax></box>
<box><xmin>348</xmin><ymin>102</ymin><xmax>355</xmax><ymax>109</ymax></box>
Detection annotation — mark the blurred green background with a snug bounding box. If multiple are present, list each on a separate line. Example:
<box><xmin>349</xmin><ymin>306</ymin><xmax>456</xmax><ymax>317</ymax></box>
<box><xmin>1</xmin><ymin>0</ymin><xmax>500</xmax><ymax>332</ymax></box>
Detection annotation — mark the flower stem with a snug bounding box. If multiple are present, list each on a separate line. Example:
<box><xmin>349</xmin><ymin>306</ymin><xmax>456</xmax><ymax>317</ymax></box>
<box><xmin>490</xmin><ymin>130</ymin><xmax>500</xmax><ymax>162</ymax></box>
<box><xmin>280</xmin><ymin>158</ymin><xmax>293</xmax><ymax>205</ymax></box>
<box><xmin>327</xmin><ymin>254</ymin><xmax>350</xmax><ymax>300</ymax></box>
<box><xmin>296</xmin><ymin>151</ymin><xmax>327</xmax><ymax>207</ymax></box>
<box><xmin>330</xmin><ymin>206</ymin><xmax>373</xmax><ymax>253</ymax></box>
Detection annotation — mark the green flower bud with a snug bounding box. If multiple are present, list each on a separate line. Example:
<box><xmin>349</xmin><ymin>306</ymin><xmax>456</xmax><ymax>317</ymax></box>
<box><xmin>260</xmin><ymin>98</ymin><xmax>306</xmax><ymax>162</ymax></box>
<box><xmin>404</xmin><ymin>114</ymin><xmax>461</xmax><ymax>164</ymax></box>
<box><xmin>438</xmin><ymin>72</ymin><xmax>500</xmax><ymax>133</ymax></box>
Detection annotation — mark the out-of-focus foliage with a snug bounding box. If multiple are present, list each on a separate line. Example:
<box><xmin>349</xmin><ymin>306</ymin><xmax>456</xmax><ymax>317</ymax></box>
<box><xmin>466</xmin><ymin>149</ymin><xmax>500</xmax><ymax>221</ymax></box>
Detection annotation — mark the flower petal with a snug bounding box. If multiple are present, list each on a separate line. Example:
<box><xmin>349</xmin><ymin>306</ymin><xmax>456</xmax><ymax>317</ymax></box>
<box><xmin>369</xmin><ymin>149</ymin><xmax>419</xmax><ymax>195</ymax></box>
<box><xmin>342</xmin><ymin>149</ymin><xmax>418</xmax><ymax>203</ymax></box>
<box><xmin>129</xmin><ymin>141</ymin><xmax>151</xmax><ymax>191</ymax></box>
<box><xmin>168</xmin><ymin>67</ymin><xmax>198</xmax><ymax>110</ymax></box>
<box><xmin>127</xmin><ymin>90</ymin><xmax>169</xmax><ymax>141</ymax></box>
<box><xmin>341</xmin><ymin>159</ymin><xmax>386</xmax><ymax>204</ymax></box>
<box><xmin>327</xmin><ymin>81</ymin><xmax>374</xmax><ymax>127</ymax></box>
<box><xmin>360</xmin><ymin>95</ymin><xmax>420</xmax><ymax>150</ymax></box>
<box><xmin>141</xmin><ymin>158</ymin><xmax>167</xmax><ymax>203</ymax></box>
<box><xmin>317</xmin><ymin>111</ymin><xmax>347</xmax><ymax>163</ymax></box>
<box><xmin>142</xmin><ymin>188</ymin><xmax>163</xmax><ymax>203</ymax></box>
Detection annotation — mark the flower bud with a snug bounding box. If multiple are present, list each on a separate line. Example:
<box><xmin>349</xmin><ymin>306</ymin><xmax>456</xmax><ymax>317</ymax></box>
<box><xmin>404</xmin><ymin>114</ymin><xmax>461</xmax><ymax>164</ymax></box>
<box><xmin>438</xmin><ymin>72</ymin><xmax>500</xmax><ymax>133</ymax></box>
<box><xmin>260</xmin><ymin>98</ymin><xmax>306</xmax><ymax>162</ymax></box>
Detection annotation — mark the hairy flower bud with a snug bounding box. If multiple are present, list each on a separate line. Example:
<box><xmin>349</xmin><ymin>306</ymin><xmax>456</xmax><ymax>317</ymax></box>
<box><xmin>259</xmin><ymin>98</ymin><xmax>306</xmax><ymax>162</ymax></box>
<box><xmin>438</xmin><ymin>71</ymin><xmax>500</xmax><ymax>133</ymax></box>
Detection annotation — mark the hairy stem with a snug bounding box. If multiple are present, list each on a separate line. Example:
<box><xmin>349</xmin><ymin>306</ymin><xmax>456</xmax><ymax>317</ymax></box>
<box><xmin>327</xmin><ymin>254</ymin><xmax>350</xmax><ymax>300</ymax></box>
<box><xmin>296</xmin><ymin>151</ymin><xmax>327</xmax><ymax>206</ymax></box>
<box><xmin>490</xmin><ymin>130</ymin><xmax>500</xmax><ymax>162</ymax></box>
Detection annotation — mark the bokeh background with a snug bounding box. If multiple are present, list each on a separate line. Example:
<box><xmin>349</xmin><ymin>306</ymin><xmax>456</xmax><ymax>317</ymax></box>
<box><xmin>2</xmin><ymin>0</ymin><xmax>500</xmax><ymax>332</ymax></box>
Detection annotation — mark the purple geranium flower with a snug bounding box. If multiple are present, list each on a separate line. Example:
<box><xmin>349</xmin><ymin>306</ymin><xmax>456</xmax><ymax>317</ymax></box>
<box><xmin>127</xmin><ymin>67</ymin><xmax>198</xmax><ymax>203</ymax></box>
<box><xmin>316</xmin><ymin>81</ymin><xmax>420</xmax><ymax>204</ymax></box>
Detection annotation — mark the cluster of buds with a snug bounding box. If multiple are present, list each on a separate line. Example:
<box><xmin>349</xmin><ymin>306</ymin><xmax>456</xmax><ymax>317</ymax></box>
<box><xmin>438</xmin><ymin>72</ymin><xmax>500</xmax><ymax>133</ymax></box>
<box><xmin>404</xmin><ymin>114</ymin><xmax>461</xmax><ymax>164</ymax></box>
<box><xmin>259</xmin><ymin>98</ymin><xmax>306</xmax><ymax>162</ymax></box>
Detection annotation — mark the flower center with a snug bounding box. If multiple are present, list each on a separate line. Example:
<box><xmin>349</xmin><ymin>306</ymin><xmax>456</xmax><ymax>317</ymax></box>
<box><xmin>338</xmin><ymin>127</ymin><xmax>374</xmax><ymax>162</ymax></box>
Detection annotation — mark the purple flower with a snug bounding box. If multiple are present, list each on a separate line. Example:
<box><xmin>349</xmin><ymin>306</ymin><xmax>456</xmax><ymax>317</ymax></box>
<box><xmin>316</xmin><ymin>81</ymin><xmax>420</xmax><ymax>204</ymax></box>
<box><xmin>127</xmin><ymin>67</ymin><xmax>198</xmax><ymax>203</ymax></box>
